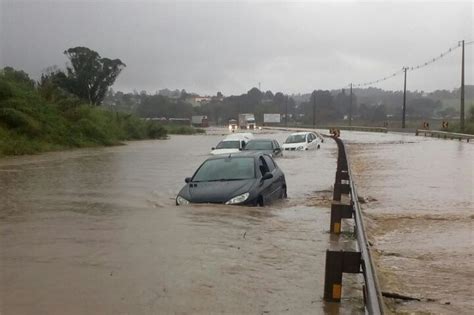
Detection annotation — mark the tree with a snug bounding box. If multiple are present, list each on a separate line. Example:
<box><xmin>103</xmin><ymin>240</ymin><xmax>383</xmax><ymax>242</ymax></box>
<box><xmin>56</xmin><ymin>47</ymin><xmax>126</xmax><ymax>105</ymax></box>
<box><xmin>1</xmin><ymin>66</ymin><xmax>35</xmax><ymax>88</ymax></box>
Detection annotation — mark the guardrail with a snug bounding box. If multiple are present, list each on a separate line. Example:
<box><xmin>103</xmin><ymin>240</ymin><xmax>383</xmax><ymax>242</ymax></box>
<box><xmin>324</xmin><ymin>126</ymin><xmax>388</xmax><ymax>133</ymax></box>
<box><xmin>324</xmin><ymin>136</ymin><xmax>385</xmax><ymax>314</ymax></box>
<box><xmin>415</xmin><ymin>129</ymin><xmax>473</xmax><ymax>142</ymax></box>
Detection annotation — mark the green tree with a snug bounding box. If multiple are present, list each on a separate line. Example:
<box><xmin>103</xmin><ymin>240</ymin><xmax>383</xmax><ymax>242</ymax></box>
<box><xmin>56</xmin><ymin>47</ymin><xmax>126</xmax><ymax>105</ymax></box>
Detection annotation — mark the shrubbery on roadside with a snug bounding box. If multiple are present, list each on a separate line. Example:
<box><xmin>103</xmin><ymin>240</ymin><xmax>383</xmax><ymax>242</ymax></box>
<box><xmin>0</xmin><ymin>74</ymin><xmax>170</xmax><ymax>156</ymax></box>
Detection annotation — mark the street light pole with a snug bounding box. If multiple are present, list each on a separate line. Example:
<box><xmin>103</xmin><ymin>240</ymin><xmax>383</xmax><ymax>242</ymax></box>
<box><xmin>313</xmin><ymin>91</ymin><xmax>316</xmax><ymax>128</ymax></box>
<box><xmin>402</xmin><ymin>67</ymin><xmax>407</xmax><ymax>129</ymax></box>
<box><xmin>460</xmin><ymin>40</ymin><xmax>465</xmax><ymax>132</ymax></box>
<box><xmin>349</xmin><ymin>83</ymin><xmax>353</xmax><ymax>127</ymax></box>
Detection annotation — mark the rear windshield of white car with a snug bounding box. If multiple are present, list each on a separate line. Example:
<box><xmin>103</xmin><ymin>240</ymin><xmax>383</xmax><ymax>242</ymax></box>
<box><xmin>285</xmin><ymin>134</ymin><xmax>306</xmax><ymax>143</ymax></box>
<box><xmin>216</xmin><ymin>140</ymin><xmax>240</xmax><ymax>149</ymax></box>
<box><xmin>244</xmin><ymin>141</ymin><xmax>273</xmax><ymax>150</ymax></box>
<box><xmin>193</xmin><ymin>157</ymin><xmax>255</xmax><ymax>182</ymax></box>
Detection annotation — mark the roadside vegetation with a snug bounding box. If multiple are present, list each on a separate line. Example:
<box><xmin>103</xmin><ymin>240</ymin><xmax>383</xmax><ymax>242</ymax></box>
<box><xmin>446</xmin><ymin>106</ymin><xmax>474</xmax><ymax>134</ymax></box>
<box><xmin>0</xmin><ymin>48</ymin><xmax>203</xmax><ymax>157</ymax></box>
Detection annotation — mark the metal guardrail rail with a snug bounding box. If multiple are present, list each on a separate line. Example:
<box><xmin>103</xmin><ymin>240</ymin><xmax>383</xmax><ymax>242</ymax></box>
<box><xmin>416</xmin><ymin>129</ymin><xmax>473</xmax><ymax>142</ymax></box>
<box><xmin>324</xmin><ymin>136</ymin><xmax>385</xmax><ymax>314</ymax></box>
<box><xmin>324</xmin><ymin>126</ymin><xmax>388</xmax><ymax>133</ymax></box>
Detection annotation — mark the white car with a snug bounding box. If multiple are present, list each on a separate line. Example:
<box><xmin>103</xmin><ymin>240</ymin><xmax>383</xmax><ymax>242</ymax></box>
<box><xmin>282</xmin><ymin>132</ymin><xmax>321</xmax><ymax>151</ymax></box>
<box><xmin>210</xmin><ymin>133</ymin><xmax>254</xmax><ymax>155</ymax></box>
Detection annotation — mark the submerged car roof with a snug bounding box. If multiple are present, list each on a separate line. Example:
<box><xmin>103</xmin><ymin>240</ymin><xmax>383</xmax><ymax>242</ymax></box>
<box><xmin>224</xmin><ymin>133</ymin><xmax>254</xmax><ymax>141</ymax></box>
<box><xmin>289</xmin><ymin>131</ymin><xmax>313</xmax><ymax>135</ymax></box>
<box><xmin>247</xmin><ymin>138</ymin><xmax>274</xmax><ymax>142</ymax></box>
<box><xmin>205</xmin><ymin>151</ymin><xmax>266</xmax><ymax>160</ymax></box>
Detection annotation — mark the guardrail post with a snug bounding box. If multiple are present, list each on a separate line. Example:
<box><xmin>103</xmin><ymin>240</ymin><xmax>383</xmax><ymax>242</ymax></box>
<box><xmin>324</xmin><ymin>250</ymin><xmax>362</xmax><ymax>302</ymax></box>
<box><xmin>330</xmin><ymin>202</ymin><xmax>354</xmax><ymax>233</ymax></box>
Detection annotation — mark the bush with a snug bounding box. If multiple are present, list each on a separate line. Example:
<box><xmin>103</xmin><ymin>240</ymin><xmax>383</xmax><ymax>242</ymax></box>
<box><xmin>0</xmin><ymin>80</ymin><xmax>13</xmax><ymax>101</ymax></box>
<box><xmin>0</xmin><ymin>107</ymin><xmax>41</xmax><ymax>135</ymax></box>
<box><xmin>165</xmin><ymin>124</ymin><xmax>203</xmax><ymax>135</ymax></box>
<box><xmin>146</xmin><ymin>122</ymin><xmax>167</xmax><ymax>139</ymax></box>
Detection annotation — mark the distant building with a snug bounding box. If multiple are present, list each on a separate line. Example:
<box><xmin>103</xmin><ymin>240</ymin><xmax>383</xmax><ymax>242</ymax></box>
<box><xmin>186</xmin><ymin>96</ymin><xmax>212</xmax><ymax>107</ymax></box>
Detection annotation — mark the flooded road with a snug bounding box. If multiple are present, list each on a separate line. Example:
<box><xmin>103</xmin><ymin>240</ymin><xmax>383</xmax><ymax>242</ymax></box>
<box><xmin>0</xmin><ymin>130</ymin><xmax>363</xmax><ymax>314</ymax></box>
<box><xmin>343</xmin><ymin>132</ymin><xmax>473</xmax><ymax>314</ymax></box>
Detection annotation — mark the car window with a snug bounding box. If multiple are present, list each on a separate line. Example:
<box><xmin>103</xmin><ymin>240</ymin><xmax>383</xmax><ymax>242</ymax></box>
<box><xmin>244</xmin><ymin>140</ymin><xmax>273</xmax><ymax>150</ymax></box>
<box><xmin>193</xmin><ymin>157</ymin><xmax>255</xmax><ymax>181</ymax></box>
<box><xmin>273</xmin><ymin>140</ymin><xmax>280</xmax><ymax>149</ymax></box>
<box><xmin>285</xmin><ymin>134</ymin><xmax>306</xmax><ymax>143</ymax></box>
<box><xmin>216</xmin><ymin>140</ymin><xmax>240</xmax><ymax>149</ymax></box>
<box><xmin>263</xmin><ymin>155</ymin><xmax>275</xmax><ymax>171</ymax></box>
<box><xmin>258</xmin><ymin>156</ymin><xmax>270</xmax><ymax>176</ymax></box>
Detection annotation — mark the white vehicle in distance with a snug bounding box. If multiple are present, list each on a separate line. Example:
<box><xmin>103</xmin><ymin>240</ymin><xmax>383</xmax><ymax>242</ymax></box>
<box><xmin>228</xmin><ymin>119</ymin><xmax>238</xmax><ymax>132</ymax></box>
<box><xmin>282</xmin><ymin>132</ymin><xmax>321</xmax><ymax>151</ymax></box>
<box><xmin>210</xmin><ymin>133</ymin><xmax>254</xmax><ymax>155</ymax></box>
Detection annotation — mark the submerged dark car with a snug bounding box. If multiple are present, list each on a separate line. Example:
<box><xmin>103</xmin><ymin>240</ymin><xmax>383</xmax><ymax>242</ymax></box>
<box><xmin>243</xmin><ymin>139</ymin><xmax>283</xmax><ymax>157</ymax></box>
<box><xmin>176</xmin><ymin>152</ymin><xmax>287</xmax><ymax>206</ymax></box>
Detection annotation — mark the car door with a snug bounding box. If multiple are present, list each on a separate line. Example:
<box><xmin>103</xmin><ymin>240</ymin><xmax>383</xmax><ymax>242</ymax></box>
<box><xmin>257</xmin><ymin>156</ymin><xmax>273</xmax><ymax>203</ymax></box>
<box><xmin>262</xmin><ymin>155</ymin><xmax>281</xmax><ymax>201</ymax></box>
<box><xmin>272</xmin><ymin>140</ymin><xmax>282</xmax><ymax>157</ymax></box>
<box><xmin>307</xmin><ymin>133</ymin><xmax>316</xmax><ymax>149</ymax></box>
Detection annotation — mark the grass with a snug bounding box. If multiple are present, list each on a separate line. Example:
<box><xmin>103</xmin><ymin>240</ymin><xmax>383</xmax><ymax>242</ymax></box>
<box><xmin>0</xmin><ymin>75</ymin><xmax>205</xmax><ymax>157</ymax></box>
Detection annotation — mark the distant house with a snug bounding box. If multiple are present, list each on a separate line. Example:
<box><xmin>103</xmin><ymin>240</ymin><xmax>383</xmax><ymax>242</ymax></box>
<box><xmin>185</xmin><ymin>96</ymin><xmax>212</xmax><ymax>107</ymax></box>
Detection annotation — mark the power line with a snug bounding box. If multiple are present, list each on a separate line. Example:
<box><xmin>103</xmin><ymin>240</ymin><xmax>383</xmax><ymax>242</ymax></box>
<box><xmin>347</xmin><ymin>40</ymin><xmax>472</xmax><ymax>89</ymax></box>
<box><xmin>407</xmin><ymin>43</ymin><xmax>460</xmax><ymax>72</ymax></box>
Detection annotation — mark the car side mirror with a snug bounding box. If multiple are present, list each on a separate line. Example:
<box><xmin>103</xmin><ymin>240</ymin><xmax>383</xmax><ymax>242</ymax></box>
<box><xmin>185</xmin><ymin>177</ymin><xmax>191</xmax><ymax>183</ymax></box>
<box><xmin>261</xmin><ymin>173</ymin><xmax>273</xmax><ymax>181</ymax></box>
<box><xmin>211</xmin><ymin>147</ymin><xmax>215</xmax><ymax>150</ymax></box>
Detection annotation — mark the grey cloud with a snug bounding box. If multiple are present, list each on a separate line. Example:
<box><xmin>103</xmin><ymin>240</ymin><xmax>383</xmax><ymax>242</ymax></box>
<box><xmin>1</xmin><ymin>0</ymin><xmax>472</xmax><ymax>95</ymax></box>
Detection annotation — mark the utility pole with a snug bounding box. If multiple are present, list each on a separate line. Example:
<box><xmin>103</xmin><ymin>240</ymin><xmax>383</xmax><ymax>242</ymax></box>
<box><xmin>402</xmin><ymin>67</ymin><xmax>407</xmax><ymax>129</ymax></box>
<box><xmin>349</xmin><ymin>84</ymin><xmax>353</xmax><ymax>127</ymax></box>
<box><xmin>285</xmin><ymin>96</ymin><xmax>289</xmax><ymax>127</ymax></box>
<box><xmin>460</xmin><ymin>40</ymin><xmax>465</xmax><ymax>132</ymax></box>
<box><xmin>312</xmin><ymin>91</ymin><xmax>316</xmax><ymax>128</ymax></box>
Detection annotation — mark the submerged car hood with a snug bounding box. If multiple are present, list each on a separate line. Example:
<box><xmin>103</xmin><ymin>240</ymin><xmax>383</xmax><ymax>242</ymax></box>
<box><xmin>210</xmin><ymin>148</ymin><xmax>240</xmax><ymax>155</ymax></box>
<box><xmin>179</xmin><ymin>179</ymin><xmax>255</xmax><ymax>203</ymax></box>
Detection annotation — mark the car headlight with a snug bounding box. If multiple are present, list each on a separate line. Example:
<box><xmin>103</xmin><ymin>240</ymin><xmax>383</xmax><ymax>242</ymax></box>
<box><xmin>297</xmin><ymin>146</ymin><xmax>304</xmax><ymax>150</ymax></box>
<box><xmin>225</xmin><ymin>192</ymin><xmax>249</xmax><ymax>205</ymax></box>
<box><xmin>176</xmin><ymin>195</ymin><xmax>190</xmax><ymax>205</ymax></box>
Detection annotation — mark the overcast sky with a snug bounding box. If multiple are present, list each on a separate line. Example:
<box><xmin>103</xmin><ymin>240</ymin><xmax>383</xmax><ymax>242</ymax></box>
<box><xmin>1</xmin><ymin>0</ymin><xmax>473</xmax><ymax>95</ymax></box>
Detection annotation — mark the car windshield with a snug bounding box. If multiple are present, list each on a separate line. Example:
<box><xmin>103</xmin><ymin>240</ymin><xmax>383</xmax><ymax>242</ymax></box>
<box><xmin>285</xmin><ymin>134</ymin><xmax>306</xmax><ymax>143</ymax></box>
<box><xmin>244</xmin><ymin>141</ymin><xmax>273</xmax><ymax>150</ymax></box>
<box><xmin>192</xmin><ymin>157</ymin><xmax>255</xmax><ymax>182</ymax></box>
<box><xmin>215</xmin><ymin>140</ymin><xmax>240</xmax><ymax>149</ymax></box>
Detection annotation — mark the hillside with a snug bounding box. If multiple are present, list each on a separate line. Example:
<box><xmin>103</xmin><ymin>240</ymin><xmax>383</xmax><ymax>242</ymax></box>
<box><xmin>0</xmin><ymin>72</ymin><xmax>167</xmax><ymax>156</ymax></box>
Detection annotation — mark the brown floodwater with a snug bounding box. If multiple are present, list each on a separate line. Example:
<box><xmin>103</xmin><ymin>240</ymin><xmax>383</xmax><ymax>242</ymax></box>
<box><xmin>342</xmin><ymin>131</ymin><xmax>473</xmax><ymax>314</ymax></box>
<box><xmin>0</xmin><ymin>129</ymin><xmax>364</xmax><ymax>315</ymax></box>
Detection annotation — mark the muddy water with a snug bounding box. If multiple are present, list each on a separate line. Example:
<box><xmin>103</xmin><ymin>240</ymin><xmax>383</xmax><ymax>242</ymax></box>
<box><xmin>343</xmin><ymin>131</ymin><xmax>473</xmax><ymax>314</ymax></box>
<box><xmin>0</xmin><ymin>130</ymin><xmax>362</xmax><ymax>314</ymax></box>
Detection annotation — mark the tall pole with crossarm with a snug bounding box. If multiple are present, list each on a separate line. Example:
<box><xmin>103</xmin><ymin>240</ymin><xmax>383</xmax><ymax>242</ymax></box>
<box><xmin>402</xmin><ymin>67</ymin><xmax>407</xmax><ymax>129</ymax></box>
<box><xmin>460</xmin><ymin>40</ymin><xmax>465</xmax><ymax>132</ymax></box>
